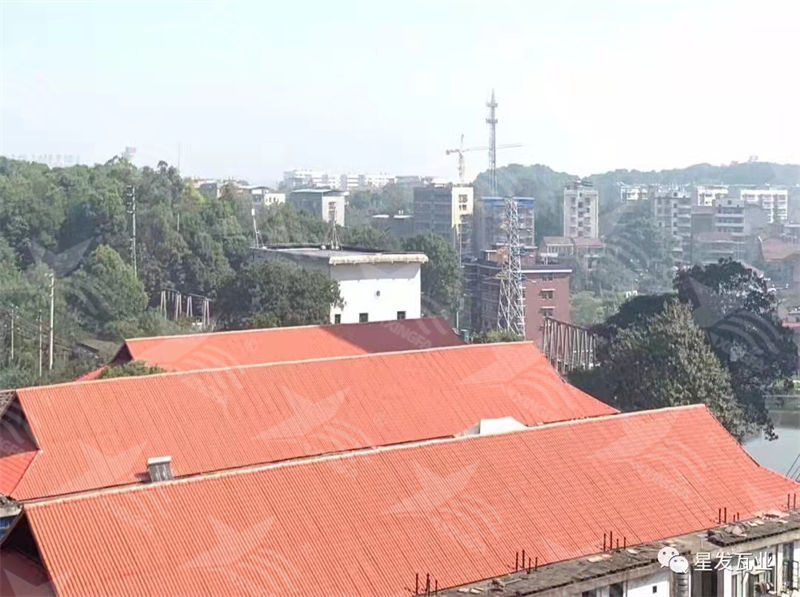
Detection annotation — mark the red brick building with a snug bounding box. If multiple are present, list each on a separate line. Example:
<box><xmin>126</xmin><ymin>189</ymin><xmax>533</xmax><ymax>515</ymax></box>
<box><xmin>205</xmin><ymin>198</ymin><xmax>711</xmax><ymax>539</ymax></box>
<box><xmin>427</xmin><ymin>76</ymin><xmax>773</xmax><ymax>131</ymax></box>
<box><xmin>465</xmin><ymin>249</ymin><xmax>571</xmax><ymax>346</ymax></box>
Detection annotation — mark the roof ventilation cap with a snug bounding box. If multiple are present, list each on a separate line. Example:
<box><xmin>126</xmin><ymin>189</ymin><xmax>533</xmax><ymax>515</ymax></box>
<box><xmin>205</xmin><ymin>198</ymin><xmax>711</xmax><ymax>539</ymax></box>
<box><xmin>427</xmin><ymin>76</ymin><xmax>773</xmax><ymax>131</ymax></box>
<box><xmin>459</xmin><ymin>416</ymin><xmax>527</xmax><ymax>437</ymax></box>
<box><xmin>147</xmin><ymin>456</ymin><xmax>173</xmax><ymax>482</ymax></box>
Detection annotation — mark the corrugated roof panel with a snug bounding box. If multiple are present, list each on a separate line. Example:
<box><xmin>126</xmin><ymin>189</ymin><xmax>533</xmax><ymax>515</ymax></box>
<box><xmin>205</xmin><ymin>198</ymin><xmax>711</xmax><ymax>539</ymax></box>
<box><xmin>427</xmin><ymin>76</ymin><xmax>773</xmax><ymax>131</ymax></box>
<box><xmin>12</xmin><ymin>405</ymin><xmax>798</xmax><ymax>597</ymax></box>
<box><xmin>121</xmin><ymin>316</ymin><xmax>464</xmax><ymax>371</ymax></box>
<box><xmin>8</xmin><ymin>342</ymin><xmax>614</xmax><ymax>501</ymax></box>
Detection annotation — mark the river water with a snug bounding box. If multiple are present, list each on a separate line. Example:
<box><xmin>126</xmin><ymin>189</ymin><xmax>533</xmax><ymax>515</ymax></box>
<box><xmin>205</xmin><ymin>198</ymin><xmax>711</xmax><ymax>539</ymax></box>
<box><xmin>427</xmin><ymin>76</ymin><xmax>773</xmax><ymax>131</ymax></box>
<box><xmin>743</xmin><ymin>410</ymin><xmax>800</xmax><ymax>475</ymax></box>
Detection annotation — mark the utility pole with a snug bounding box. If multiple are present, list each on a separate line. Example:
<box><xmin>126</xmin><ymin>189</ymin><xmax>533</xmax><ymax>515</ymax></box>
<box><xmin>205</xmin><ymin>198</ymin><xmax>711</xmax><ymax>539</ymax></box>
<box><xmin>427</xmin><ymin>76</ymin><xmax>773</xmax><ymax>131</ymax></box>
<box><xmin>48</xmin><ymin>273</ymin><xmax>55</xmax><ymax>370</ymax></box>
<box><xmin>486</xmin><ymin>89</ymin><xmax>498</xmax><ymax>195</ymax></box>
<box><xmin>38</xmin><ymin>311</ymin><xmax>43</xmax><ymax>377</ymax></box>
<box><xmin>9</xmin><ymin>306</ymin><xmax>15</xmax><ymax>364</ymax></box>
<box><xmin>127</xmin><ymin>186</ymin><xmax>138</xmax><ymax>278</ymax></box>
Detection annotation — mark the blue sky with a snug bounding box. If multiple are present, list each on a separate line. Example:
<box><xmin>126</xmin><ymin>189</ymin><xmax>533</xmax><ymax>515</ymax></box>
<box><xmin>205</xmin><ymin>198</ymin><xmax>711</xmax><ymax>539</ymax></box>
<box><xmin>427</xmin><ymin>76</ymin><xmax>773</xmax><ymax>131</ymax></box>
<box><xmin>2</xmin><ymin>0</ymin><xmax>798</xmax><ymax>184</ymax></box>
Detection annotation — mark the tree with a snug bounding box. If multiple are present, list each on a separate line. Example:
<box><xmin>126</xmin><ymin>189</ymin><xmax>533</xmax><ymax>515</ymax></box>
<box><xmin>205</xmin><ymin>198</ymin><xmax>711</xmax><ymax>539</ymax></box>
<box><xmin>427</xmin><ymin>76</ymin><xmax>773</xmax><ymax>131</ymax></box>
<box><xmin>98</xmin><ymin>361</ymin><xmax>166</xmax><ymax>379</ymax></box>
<box><xmin>66</xmin><ymin>245</ymin><xmax>148</xmax><ymax>334</ymax></box>
<box><xmin>340</xmin><ymin>225</ymin><xmax>399</xmax><ymax>251</ymax></box>
<box><xmin>216</xmin><ymin>261</ymin><xmax>342</xmax><ymax>330</ymax></box>
<box><xmin>471</xmin><ymin>329</ymin><xmax>522</xmax><ymax>343</ymax></box>
<box><xmin>594</xmin><ymin>214</ymin><xmax>673</xmax><ymax>294</ymax></box>
<box><xmin>675</xmin><ymin>259</ymin><xmax>798</xmax><ymax>436</ymax></box>
<box><xmin>402</xmin><ymin>233</ymin><xmax>462</xmax><ymax>318</ymax></box>
<box><xmin>256</xmin><ymin>203</ymin><xmax>327</xmax><ymax>245</ymax></box>
<box><xmin>571</xmin><ymin>301</ymin><xmax>746</xmax><ymax>439</ymax></box>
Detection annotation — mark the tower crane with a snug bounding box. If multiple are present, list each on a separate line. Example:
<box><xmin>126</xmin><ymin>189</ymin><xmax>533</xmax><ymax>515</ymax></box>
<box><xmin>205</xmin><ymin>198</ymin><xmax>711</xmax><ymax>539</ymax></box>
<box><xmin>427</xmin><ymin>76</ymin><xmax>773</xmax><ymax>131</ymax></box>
<box><xmin>445</xmin><ymin>134</ymin><xmax>522</xmax><ymax>184</ymax></box>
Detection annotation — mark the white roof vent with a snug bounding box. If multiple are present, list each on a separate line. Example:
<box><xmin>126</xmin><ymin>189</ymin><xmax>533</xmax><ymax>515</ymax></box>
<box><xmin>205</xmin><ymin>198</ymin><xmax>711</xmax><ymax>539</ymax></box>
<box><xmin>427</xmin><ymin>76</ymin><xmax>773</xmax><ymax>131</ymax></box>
<box><xmin>459</xmin><ymin>416</ymin><xmax>527</xmax><ymax>437</ymax></box>
<box><xmin>147</xmin><ymin>456</ymin><xmax>173</xmax><ymax>482</ymax></box>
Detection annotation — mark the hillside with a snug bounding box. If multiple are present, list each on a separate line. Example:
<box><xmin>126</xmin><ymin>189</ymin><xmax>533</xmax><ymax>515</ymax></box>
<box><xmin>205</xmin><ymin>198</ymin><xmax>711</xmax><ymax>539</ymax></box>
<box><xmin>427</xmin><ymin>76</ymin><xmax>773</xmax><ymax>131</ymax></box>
<box><xmin>474</xmin><ymin>161</ymin><xmax>800</xmax><ymax>241</ymax></box>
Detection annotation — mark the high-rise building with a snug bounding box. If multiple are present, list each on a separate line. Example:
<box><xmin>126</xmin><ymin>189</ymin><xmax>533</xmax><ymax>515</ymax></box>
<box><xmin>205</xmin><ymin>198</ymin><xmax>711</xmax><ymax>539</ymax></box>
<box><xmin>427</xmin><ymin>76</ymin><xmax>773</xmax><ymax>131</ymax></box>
<box><xmin>563</xmin><ymin>180</ymin><xmax>599</xmax><ymax>239</ymax></box>
<box><xmin>412</xmin><ymin>183</ymin><xmax>474</xmax><ymax>255</ymax></box>
<box><xmin>475</xmin><ymin>196</ymin><xmax>535</xmax><ymax>251</ymax></box>
<box><xmin>651</xmin><ymin>185</ymin><xmax>693</xmax><ymax>266</ymax></box>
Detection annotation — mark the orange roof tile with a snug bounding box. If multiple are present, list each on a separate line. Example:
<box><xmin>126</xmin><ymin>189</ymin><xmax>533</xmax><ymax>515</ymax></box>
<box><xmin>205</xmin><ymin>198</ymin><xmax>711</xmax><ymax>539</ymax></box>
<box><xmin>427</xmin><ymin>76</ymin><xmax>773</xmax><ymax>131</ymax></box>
<box><xmin>4</xmin><ymin>342</ymin><xmax>615</xmax><ymax>501</ymax></box>
<box><xmin>116</xmin><ymin>317</ymin><xmax>464</xmax><ymax>371</ymax></box>
<box><xmin>4</xmin><ymin>406</ymin><xmax>797</xmax><ymax>597</ymax></box>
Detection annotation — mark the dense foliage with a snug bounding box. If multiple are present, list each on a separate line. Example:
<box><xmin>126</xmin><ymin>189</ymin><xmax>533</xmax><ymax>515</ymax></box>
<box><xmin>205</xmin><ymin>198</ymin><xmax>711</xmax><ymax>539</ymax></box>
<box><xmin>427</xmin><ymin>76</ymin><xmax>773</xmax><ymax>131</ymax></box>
<box><xmin>97</xmin><ymin>360</ymin><xmax>166</xmax><ymax>379</ymax></box>
<box><xmin>216</xmin><ymin>261</ymin><xmax>342</xmax><ymax>330</ymax></box>
<box><xmin>0</xmin><ymin>158</ymin><xmax>345</xmax><ymax>385</ymax></box>
<box><xmin>573</xmin><ymin>260</ymin><xmax>799</xmax><ymax>438</ymax></box>
<box><xmin>401</xmin><ymin>233</ymin><xmax>462</xmax><ymax>318</ymax></box>
<box><xmin>572</xmin><ymin>301</ymin><xmax>745</xmax><ymax>438</ymax></box>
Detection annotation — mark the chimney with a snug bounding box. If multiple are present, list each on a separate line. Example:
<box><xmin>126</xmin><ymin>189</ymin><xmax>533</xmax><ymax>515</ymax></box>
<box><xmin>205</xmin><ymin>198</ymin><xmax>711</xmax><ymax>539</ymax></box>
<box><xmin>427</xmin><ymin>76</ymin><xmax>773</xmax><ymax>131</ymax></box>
<box><xmin>147</xmin><ymin>456</ymin><xmax>173</xmax><ymax>482</ymax></box>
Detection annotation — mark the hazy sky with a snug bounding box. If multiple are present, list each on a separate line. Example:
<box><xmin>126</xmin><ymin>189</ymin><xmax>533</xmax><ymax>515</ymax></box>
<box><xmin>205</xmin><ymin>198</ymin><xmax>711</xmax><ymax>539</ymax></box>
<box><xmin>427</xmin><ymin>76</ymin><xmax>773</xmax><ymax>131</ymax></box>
<box><xmin>2</xmin><ymin>0</ymin><xmax>798</xmax><ymax>184</ymax></box>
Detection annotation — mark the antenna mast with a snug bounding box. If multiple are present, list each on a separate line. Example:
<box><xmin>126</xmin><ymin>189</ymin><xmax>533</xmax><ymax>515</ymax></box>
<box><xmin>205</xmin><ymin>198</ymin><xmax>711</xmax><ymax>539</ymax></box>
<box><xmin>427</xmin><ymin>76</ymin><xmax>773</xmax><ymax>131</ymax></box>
<box><xmin>486</xmin><ymin>89</ymin><xmax>498</xmax><ymax>195</ymax></box>
<box><xmin>498</xmin><ymin>197</ymin><xmax>525</xmax><ymax>337</ymax></box>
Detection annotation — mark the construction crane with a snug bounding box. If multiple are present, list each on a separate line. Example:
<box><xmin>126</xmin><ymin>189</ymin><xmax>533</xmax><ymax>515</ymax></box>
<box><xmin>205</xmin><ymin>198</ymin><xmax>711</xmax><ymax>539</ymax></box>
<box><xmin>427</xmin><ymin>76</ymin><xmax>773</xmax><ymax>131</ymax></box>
<box><xmin>445</xmin><ymin>134</ymin><xmax>522</xmax><ymax>184</ymax></box>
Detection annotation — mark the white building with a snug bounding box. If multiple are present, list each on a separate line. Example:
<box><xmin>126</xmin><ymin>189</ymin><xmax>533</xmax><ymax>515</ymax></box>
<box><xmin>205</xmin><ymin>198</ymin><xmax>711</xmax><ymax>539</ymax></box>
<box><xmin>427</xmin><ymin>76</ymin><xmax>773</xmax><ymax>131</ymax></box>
<box><xmin>284</xmin><ymin>169</ymin><xmax>395</xmax><ymax>191</ymax></box>
<box><xmin>288</xmin><ymin>188</ymin><xmax>347</xmax><ymax>226</ymax></box>
<box><xmin>620</xmin><ymin>184</ymin><xmax>649</xmax><ymax>202</ymax></box>
<box><xmin>695</xmin><ymin>184</ymin><xmax>729</xmax><ymax>207</ymax></box>
<box><xmin>251</xmin><ymin>246</ymin><xmax>427</xmax><ymax>324</ymax></box>
<box><xmin>283</xmin><ymin>169</ymin><xmax>342</xmax><ymax>190</ymax></box>
<box><xmin>563</xmin><ymin>180</ymin><xmax>599</xmax><ymax>239</ymax></box>
<box><xmin>249</xmin><ymin>186</ymin><xmax>285</xmax><ymax>207</ymax></box>
<box><xmin>738</xmin><ymin>187</ymin><xmax>789</xmax><ymax>224</ymax></box>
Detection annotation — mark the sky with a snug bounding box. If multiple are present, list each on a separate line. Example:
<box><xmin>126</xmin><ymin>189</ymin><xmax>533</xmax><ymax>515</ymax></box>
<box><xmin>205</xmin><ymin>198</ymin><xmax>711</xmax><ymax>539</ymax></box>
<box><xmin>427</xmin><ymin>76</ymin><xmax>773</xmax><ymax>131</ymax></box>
<box><xmin>1</xmin><ymin>0</ymin><xmax>799</xmax><ymax>184</ymax></box>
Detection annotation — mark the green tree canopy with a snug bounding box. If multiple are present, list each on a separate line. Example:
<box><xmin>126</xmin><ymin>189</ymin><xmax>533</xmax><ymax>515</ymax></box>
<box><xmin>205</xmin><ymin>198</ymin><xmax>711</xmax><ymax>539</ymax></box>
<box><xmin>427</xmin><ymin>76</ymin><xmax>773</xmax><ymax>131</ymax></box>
<box><xmin>66</xmin><ymin>244</ymin><xmax>148</xmax><ymax>333</ymax></box>
<box><xmin>571</xmin><ymin>301</ymin><xmax>745</xmax><ymax>438</ymax></box>
<box><xmin>97</xmin><ymin>360</ymin><xmax>166</xmax><ymax>379</ymax></box>
<box><xmin>216</xmin><ymin>261</ymin><xmax>342</xmax><ymax>330</ymax></box>
<box><xmin>401</xmin><ymin>233</ymin><xmax>462</xmax><ymax>319</ymax></box>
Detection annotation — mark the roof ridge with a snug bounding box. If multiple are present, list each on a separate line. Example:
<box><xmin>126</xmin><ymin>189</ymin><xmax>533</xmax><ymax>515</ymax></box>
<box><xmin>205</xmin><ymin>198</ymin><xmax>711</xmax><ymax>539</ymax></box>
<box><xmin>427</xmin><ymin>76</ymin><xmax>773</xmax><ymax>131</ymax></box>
<box><xmin>16</xmin><ymin>340</ymin><xmax>534</xmax><ymax>393</ymax></box>
<box><xmin>22</xmin><ymin>405</ymin><xmax>705</xmax><ymax>508</ymax></box>
<box><xmin>124</xmin><ymin>315</ymin><xmax>449</xmax><ymax>343</ymax></box>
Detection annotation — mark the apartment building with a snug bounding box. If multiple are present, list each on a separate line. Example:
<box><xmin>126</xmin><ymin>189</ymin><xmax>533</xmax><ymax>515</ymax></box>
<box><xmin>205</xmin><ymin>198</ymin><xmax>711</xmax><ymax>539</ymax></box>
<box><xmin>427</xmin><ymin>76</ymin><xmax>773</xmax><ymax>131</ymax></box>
<box><xmin>412</xmin><ymin>183</ymin><xmax>474</xmax><ymax>255</ymax></box>
<box><xmin>695</xmin><ymin>184</ymin><xmax>729</xmax><ymax>207</ymax></box>
<box><xmin>249</xmin><ymin>186</ymin><xmax>285</xmax><ymax>207</ymax></box>
<box><xmin>620</xmin><ymin>184</ymin><xmax>649</xmax><ymax>202</ymax></box>
<box><xmin>738</xmin><ymin>187</ymin><xmax>790</xmax><ymax>224</ymax></box>
<box><xmin>563</xmin><ymin>180</ymin><xmax>599</xmax><ymax>238</ymax></box>
<box><xmin>283</xmin><ymin>169</ymin><xmax>341</xmax><ymax>190</ymax></box>
<box><xmin>651</xmin><ymin>186</ymin><xmax>693</xmax><ymax>265</ymax></box>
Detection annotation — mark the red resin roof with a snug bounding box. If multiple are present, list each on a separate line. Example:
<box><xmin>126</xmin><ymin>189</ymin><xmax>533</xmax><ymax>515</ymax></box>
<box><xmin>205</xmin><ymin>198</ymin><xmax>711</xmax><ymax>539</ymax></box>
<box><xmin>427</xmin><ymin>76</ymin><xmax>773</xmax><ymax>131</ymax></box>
<box><xmin>4</xmin><ymin>342</ymin><xmax>614</xmax><ymax>501</ymax></box>
<box><xmin>4</xmin><ymin>406</ymin><xmax>797</xmax><ymax>597</ymax></box>
<box><xmin>116</xmin><ymin>316</ymin><xmax>464</xmax><ymax>371</ymax></box>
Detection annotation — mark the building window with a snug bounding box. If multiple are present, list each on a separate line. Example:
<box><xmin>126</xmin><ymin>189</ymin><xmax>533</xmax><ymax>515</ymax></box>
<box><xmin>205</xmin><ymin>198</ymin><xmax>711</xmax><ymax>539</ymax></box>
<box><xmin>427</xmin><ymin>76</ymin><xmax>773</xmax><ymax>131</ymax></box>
<box><xmin>359</xmin><ymin>313</ymin><xmax>369</xmax><ymax>323</ymax></box>
<box><xmin>396</xmin><ymin>311</ymin><xmax>406</xmax><ymax>320</ymax></box>
<box><xmin>334</xmin><ymin>314</ymin><xmax>341</xmax><ymax>324</ymax></box>
<box><xmin>609</xmin><ymin>583</ymin><xmax>623</xmax><ymax>597</ymax></box>
<box><xmin>541</xmin><ymin>273</ymin><xmax>555</xmax><ymax>281</ymax></box>
<box><xmin>540</xmin><ymin>307</ymin><xmax>555</xmax><ymax>317</ymax></box>
<box><xmin>540</xmin><ymin>289</ymin><xmax>555</xmax><ymax>299</ymax></box>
